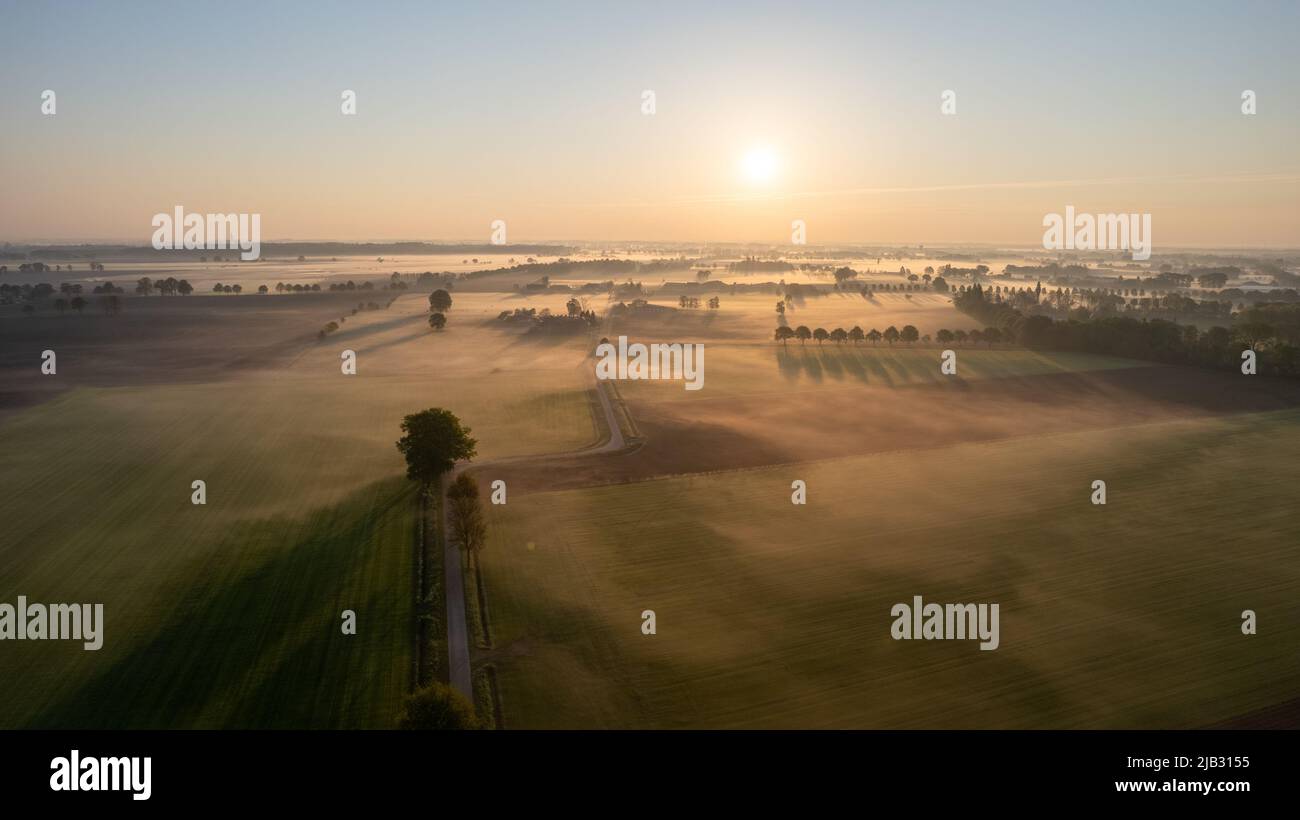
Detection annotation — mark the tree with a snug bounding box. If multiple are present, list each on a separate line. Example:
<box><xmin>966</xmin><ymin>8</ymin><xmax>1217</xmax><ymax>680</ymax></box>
<box><xmin>795</xmin><ymin>325</ymin><xmax>811</xmax><ymax>345</ymax></box>
<box><xmin>867</xmin><ymin>328</ymin><xmax>882</xmax><ymax>346</ymax></box>
<box><xmin>774</xmin><ymin>326</ymin><xmax>795</xmax><ymax>346</ymax></box>
<box><xmin>900</xmin><ymin>325</ymin><xmax>919</xmax><ymax>344</ymax></box>
<box><xmin>429</xmin><ymin>312</ymin><xmax>447</xmax><ymax>331</ymax></box>
<box><xmin>830</xmin><ymin>327</ymin><xmax>848</xmax><ymax>344</ymax></box>
<box><xmin>1234</xmin><ymin>321</ymin><xmax>1274</xmax><ymax>351</ymax></box>
<box><xmin>177</xmin><ymin>279</ymin><xmax>193</xmax><ymax>296</ymax></box>
<box><xmin>883</xmin><ymin>325</ymin><xmax>900</xmax><ymax>346</ymax></box>
<box><xmin>258</xmin><ymin>284</ymin><xmax>268</xmax><ymax>294</ymax></box>
<box><xmin>397</xmin><ymin>682</ymin><xmax>479</xmax><ymax>730</ymax></box>
<box><xmin>849</xmin><ymin>325</ymin><xmax>864</xmax><ymax>344</ymax></box>
<box><xmin>136</xmin><ymin>277</ymin><xmax>153</xmax><ymax>296</ymax></box>
<box><xmin>54</xmin><ymin>298</ymin><xmax>68</xmax><ymax>314</ymax></box>
<box><xmin>775</xmin><ymin>301</ymin><xmax>785</xmax><ymax>316</ymax></box>
<box><xmin>813</xmin><ymin>327</ymin><xmax>829</xmax><ymax>345</ymax></box>
<box><xmin>429</xmin><ymin>289</ymin><xmax>452</xmax><ymax>313</ymax></box>
<box><xmin>954</xmin><ymin>329</ymin><xmax>968</xmax><ymax>345</ymax></box>
<box><xmin>447</xmin><ymin>474</ymin><xmax>487</xmax><ymax>569</ymax></box>
<box><xmin>1197</xmin><ymin>271</ymin><xmax>1229</xmax><ymax>289</ymax></box>
<box><xmin>936</xmin><ymin>329</ymin><xmax>955</xmax><ymax>345</ymax></box>
<box><xmin>232</xmin><ymin>284</ymin><xmax>242</xmax><ymax>294</ymax></box>
<box><xmin>70</xmin><ymin>296</ymin><xmax>86</xmax><ymax>314</ymax></box>
<box><xmin>396</xmin><ymin>408</ymin><xmax>477</xmax><ymax>489</ymax></box>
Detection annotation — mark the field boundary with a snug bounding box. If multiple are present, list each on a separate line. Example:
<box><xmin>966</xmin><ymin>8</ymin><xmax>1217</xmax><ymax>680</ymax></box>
<box><xmin>437</xmin><ymin>366</ymin><xmax>642</xmax><ymax>710</ymax></box>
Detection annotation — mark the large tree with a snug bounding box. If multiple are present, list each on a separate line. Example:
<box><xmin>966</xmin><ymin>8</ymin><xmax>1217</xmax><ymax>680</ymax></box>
<box><xmin>883</xmin><ymin>326</ymin><xmax>900</xmax><ymax>346</ymax></box>
<box><xmin>396</xmin><ymin>408</ymin><xmax>477</xmax><ymax>489</ymax></box>
<box><xmin>900</xmin><ymin>325</ymin><xmax>919</xmax><ymax>344</ymax></box>
<box><xmin>774</xmin><ymin>326</ymin><xmax>795</xmax><ymax>346</ymax></box>
<box><xmin>429</xmin><ymin>312</ymin><xmax>447</xmax><ymax>331</ymax></box>
<box><xmin>397</xmin><ymin>682</ymin><xmax>480</xmax><ymax>730</ymax></box>
<box><xmin>795</xmin><ymin>325</ymin><xmax>811</xmax><ymax>345</ymax></box>
<box><xmin>429</xmin><ymin>289</ymin><xmax>453</xmax><ymax>313</ymax></box>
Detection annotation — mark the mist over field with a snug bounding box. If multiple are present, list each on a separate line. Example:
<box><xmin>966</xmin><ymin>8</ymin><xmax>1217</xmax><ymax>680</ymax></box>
<box><xmin>2</xmin><ymin>1</ymin><xmax>1298</xmax><ymax>746</ymax></box>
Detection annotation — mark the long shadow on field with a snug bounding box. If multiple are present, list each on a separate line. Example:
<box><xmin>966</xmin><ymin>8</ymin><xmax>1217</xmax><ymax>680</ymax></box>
<box><xmin>334</xmin><ymin>311</ymin><xmax>429</xmax><ymax>346</ymax></box>
<box><xmin>498</xmin><ymin>364</ymin><xmax>1300</xmax><ymax>498</ymax></box>
<box><xmin>485</xmin><ymin>496</ymin><xmax>1062</xmax><ymax>728</ymax></box>
<box><xmin>775</xmin><ymin>347</ymin><xmax>802</xmax><ymax>382</ymax></box>
<box><xmin>799</xmin><ymin>348</ymin><xmax>824</xmax><ymax>382</ymax></box>
<box><xmin>817</xmin><ymin>347</ymin><xmax>846</xmax><ymax>380</ymax></box>
<box><xmin>29</xmin><ymin>478</ymin><xmax>416</xmax><ymax>729</ymax></box>
<box><xmin>352</xmin><ymin>327</ymin><xmax>434</xmax><ymax>356</ymax></box>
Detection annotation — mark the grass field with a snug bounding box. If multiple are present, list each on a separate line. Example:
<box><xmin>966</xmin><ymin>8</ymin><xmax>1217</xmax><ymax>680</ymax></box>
<box><xmin>0</xmin><ymin>292</ymin><xmax>597</xmax><ymax>728</ymax></box>
<box><xmin>5</xmin><ymin>275</ymin><xmax>1300</xmax><ymax>730</ymax></box>
<box><xmin>478</xmin><ymin>409</ymin><xmax>1300</xmax><ymax>728</ymax></box>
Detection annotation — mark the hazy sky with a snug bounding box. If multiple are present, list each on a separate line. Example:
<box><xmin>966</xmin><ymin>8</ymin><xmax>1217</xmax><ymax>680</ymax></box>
<box><xmin>2</xmin><ymin>0</ymin><xmax>1297</xmax><ymax>246</ymax></box>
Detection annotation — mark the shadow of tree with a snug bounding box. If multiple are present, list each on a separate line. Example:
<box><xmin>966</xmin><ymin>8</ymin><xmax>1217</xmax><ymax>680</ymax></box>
<box><xmin>30</xmin><ymin>478</ymin><xmax>416</xmax><ymax>729</ymax></box>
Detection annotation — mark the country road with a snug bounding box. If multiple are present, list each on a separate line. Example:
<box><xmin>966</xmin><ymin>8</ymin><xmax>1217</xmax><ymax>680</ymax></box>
<box><xmin>441</xmin><ymin>369</ymin><xmax>629</xmax><ymax>703</ymax></box>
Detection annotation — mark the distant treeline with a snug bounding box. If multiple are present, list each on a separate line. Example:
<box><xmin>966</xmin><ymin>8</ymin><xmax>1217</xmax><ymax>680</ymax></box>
<box><xmin>0</xmin><ymin>242</ymin><xmax>577</xmax><ymax>260</ymax></box>
<box><xmin>464</xmin><ymin>258</ymin><xmax>692</xmax><ymax>282</ymax></box>
<box><xmin>728</xmin><ymin>257</ymin><xmax>794</xmax><ymax>273</ymax></box>
<box><xmin>954</xmin><ymin>285</ymin><xmax>1300</xmax><ymax>377</ymax></box>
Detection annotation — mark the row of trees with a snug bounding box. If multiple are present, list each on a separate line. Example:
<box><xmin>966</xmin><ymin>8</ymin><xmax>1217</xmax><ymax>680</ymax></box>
<box><xmin>954</xmin><ymin>285</ymin><xmax>1300</xmax><ymax>377</ymax></box>
<box><xmin>318</xmin><ymin>297</ymin><xmax>401</xmax><ymax>338</ymax></box>
<box><xmin>14</xmin><ymin>293</ymin><xmax>122</xmax><ymax>316</ymax></box>
<box><xmin>138</xmin><ymin>277</ymin><xmax>194</xmax><ymax>296</ymax></box>
<box><xmin>772</xmin><ymin>323</ymin><xmax>1008</xmax><ymax>348</ymax></box>
<box><xmin>774</xmin><ymin>324</ymin><xmax>921</xmax><ymax>346</ymax></box>
<box><xmin>394</xmin><ymin>408</ymin><xmax>483</xmax><ymax>729</ymax></box>
<box><xmin>495</xmin><ymin>304</ymin><xmax>598</xmax><ymax>333</ymax></box>
<box><xmin>678</xmin><ymin>295</ymin><xmax>721</xmax><ymax>309</ymax></box>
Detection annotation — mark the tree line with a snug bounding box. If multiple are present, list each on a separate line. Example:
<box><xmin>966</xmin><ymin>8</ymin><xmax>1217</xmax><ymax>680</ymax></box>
<box><xmin>954</xmin><ymin>284</ymin><xmax>1300</xmax><ymax>377</ymax></box>
<box><xmin>393</xmin><ymin>407</ymin><xmax>484</xmax><ymax>730</ymax></box>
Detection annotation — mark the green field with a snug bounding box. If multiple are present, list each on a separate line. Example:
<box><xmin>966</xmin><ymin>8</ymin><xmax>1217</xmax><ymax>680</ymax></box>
<box><xmin>0</xmin><ymin>299</ymin><xmax>596</xmax><ymax>728</ymax></box>
<box><xmin>478</xmin><ymin>409</ymin><xmax>1300</xmax><ymax>728</ymax></box>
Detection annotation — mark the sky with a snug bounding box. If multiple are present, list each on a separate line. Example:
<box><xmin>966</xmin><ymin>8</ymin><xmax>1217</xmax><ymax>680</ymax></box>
<box><xmin>1</xmin><ymin>0</ymin><xmax>1297</xmax><ymax>247</ymax></box>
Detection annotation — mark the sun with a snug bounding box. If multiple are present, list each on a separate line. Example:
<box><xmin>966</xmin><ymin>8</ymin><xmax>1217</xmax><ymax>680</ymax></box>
<box><xmin>741</xmin><ymin>146</ymin><xmax>779</xmax><ymax>184</ymax></box>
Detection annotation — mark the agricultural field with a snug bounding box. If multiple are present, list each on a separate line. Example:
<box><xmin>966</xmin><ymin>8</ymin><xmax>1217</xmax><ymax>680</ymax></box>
<box><xmin>478</xmin><ymin>408</ymin><xmax>1300</xmax><ymax>728</ymax></box>
<box><xmin>5</xmin><ymin>262</ymin><xmax>1300</xmax><ymax>731</ymax></box>
<box><xmin>0</xmin><ymin>288</ymin><xmax>596</xmax><ymax>727</ymax></box>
